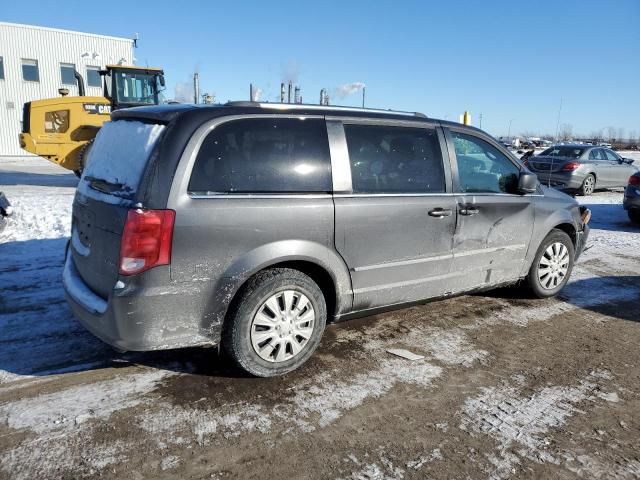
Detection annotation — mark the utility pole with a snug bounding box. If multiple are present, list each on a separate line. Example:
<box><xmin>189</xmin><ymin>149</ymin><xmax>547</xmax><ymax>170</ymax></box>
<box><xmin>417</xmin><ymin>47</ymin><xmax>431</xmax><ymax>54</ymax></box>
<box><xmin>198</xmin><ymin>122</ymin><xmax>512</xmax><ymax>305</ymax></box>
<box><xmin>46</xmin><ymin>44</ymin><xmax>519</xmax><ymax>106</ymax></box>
<box><xmin>479</xmin><ymin>113</ymin><xmax>483</xmax><ymax>129</ymax></box>
<box><xmin>507</xmin><ymin>118</ymin><xmax>514</xmax><ymax>139</ymax></box>
<box><xmin>554</xmin><ymin>97</ymin><xmax>563</xmax><ymax>142</ymax></box>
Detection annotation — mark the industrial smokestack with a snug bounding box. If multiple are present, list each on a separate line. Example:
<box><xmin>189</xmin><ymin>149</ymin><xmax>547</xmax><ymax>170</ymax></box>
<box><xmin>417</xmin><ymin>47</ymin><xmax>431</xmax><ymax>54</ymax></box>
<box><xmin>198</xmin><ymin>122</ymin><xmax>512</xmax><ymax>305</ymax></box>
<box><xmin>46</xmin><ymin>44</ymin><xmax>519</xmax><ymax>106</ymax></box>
<box><xmin>250</xmin><ymin>83</ymin><xmax>253</xmax><ymax>102</ymax></box>
<box><xmin>288</xmin><ymin>81</ymin><xmax>292</xmax><ymax>103</ymax></box>
<box><xmin>294</xmin><ymin>86</ymin><xmax>300</xmax><ymax>104</ymax></box>
<box><xmin>362</xmin><ymin>86</ymin><xmax>365</xmax><ymax>108</ymax></box>
<box><xmin>320</xmin><ymin>89</ymin><xmax>329</xmax><ymax>106</ymax></box>
<box><xmin>280</xmin><ymin>83</ymin><xmax>285</xmax><ymax>103</ymax></box>
<box><xmin>193</xmin><ymin>73</ymin><xmax>200</xmax><ymax>104</ymax></box>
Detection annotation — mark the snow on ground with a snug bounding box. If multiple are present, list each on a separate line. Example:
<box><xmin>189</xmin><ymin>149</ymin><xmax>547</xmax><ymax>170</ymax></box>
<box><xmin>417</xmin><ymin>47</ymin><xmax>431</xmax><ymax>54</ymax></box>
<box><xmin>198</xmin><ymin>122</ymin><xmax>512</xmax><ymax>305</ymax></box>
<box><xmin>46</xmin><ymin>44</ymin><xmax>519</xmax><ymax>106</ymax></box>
<box><xmin>1</xmin><ymin>154</ymin><xmax>639</xmax><ymax>479</ymax></box>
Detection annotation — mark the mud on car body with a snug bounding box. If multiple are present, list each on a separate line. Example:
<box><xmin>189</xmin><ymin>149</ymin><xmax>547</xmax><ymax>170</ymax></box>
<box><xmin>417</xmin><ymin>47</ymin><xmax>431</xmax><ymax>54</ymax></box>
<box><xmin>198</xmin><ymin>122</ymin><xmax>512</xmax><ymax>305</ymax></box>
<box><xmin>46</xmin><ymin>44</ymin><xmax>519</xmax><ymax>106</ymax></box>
<box><xmin>63</xmin><ymin>102</ymin><xmax>590</xmax><ymax>376</ymax></box>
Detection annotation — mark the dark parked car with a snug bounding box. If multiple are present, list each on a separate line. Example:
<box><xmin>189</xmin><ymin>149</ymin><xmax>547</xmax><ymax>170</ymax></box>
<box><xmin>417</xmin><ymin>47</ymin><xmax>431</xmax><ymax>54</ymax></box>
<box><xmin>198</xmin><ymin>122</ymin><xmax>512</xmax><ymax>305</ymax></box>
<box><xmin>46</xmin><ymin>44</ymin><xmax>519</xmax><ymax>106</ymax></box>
<box><xmin>63</xmin><ymin>102</ymin><xmax>590</xmax><ymax>376</ymax></box>
<box><xmin>525</xmin><ymin>144</ymin><xmax>638</xmax><ymax>195</ymax></box>
<box><xmin>624</xmin><ymin>171</ymin><xmax>640</xmax><ymax>224</ymax></box>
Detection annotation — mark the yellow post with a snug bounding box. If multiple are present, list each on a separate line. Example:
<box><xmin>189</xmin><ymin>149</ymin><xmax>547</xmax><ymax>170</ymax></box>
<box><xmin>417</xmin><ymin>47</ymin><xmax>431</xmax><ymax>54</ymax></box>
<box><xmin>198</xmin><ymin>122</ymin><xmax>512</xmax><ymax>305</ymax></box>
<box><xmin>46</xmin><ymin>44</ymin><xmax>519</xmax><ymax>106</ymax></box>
<box><xmin>462</xmin><ymin>111</ymin><xmax>471</xmax><ymax>125</ymax></box>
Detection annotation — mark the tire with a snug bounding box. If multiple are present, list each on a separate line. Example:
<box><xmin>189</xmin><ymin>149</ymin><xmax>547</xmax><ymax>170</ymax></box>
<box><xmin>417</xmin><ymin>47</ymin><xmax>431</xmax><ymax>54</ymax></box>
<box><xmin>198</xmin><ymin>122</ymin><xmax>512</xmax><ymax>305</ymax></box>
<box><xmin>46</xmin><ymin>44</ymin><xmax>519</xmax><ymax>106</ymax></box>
<box><xmin>629</xmin><ymin>209</ymin><xmax>640</xmax><ymax>225</ymax></box>
<box><xmin>525</xmin><ymin>229</ymin><xmax>575</xmax><ymax>298</ymax></box>
<box><xmin>579</xmin><ymin>174</ymin><xmax>596</xmax><ymax>196</ymax></box>
<box><xmin>76</xmin><ymin>138</ymin><xmax>95</xmax><ymax>175</ymax></box>
<box><xmin>222</xmin><ymin>268</ymin><xmax>327</xmax><ymax>377</ymax></box>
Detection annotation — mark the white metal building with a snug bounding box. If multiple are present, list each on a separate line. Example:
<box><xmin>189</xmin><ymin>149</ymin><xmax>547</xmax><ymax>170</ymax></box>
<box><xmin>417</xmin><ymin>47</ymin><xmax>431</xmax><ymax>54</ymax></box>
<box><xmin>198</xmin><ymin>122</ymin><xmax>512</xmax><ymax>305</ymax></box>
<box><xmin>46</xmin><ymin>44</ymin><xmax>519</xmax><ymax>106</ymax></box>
<box><xmin>0</xmin><ymin>22</ymin><xmax>134</xmax><ymax>156</ymax></box>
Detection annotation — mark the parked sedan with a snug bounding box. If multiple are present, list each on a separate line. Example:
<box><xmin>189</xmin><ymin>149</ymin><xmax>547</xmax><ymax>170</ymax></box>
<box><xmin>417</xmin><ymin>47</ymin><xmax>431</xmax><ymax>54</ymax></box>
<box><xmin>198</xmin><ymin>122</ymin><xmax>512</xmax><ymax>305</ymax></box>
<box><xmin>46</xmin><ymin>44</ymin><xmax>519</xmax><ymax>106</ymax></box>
<box><xmin>623</xmin><ymin>171</ymin><xmax>640</xmax><ymax>224</ymax></box>
<box><xmin>525</xmin><ymin>145</ymin><xmax>638</xmax><ymax>195</ymax></box>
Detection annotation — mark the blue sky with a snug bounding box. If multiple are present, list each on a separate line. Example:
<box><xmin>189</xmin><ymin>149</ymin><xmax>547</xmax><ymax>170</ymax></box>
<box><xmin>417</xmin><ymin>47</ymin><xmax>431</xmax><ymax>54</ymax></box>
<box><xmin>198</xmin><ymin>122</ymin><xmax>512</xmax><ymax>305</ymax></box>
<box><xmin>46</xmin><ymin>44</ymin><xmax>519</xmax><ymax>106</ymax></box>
<box><xmin>3</xmin><ymin>0</ymin><xmax>639</xmax><ymax>137</ymax></box>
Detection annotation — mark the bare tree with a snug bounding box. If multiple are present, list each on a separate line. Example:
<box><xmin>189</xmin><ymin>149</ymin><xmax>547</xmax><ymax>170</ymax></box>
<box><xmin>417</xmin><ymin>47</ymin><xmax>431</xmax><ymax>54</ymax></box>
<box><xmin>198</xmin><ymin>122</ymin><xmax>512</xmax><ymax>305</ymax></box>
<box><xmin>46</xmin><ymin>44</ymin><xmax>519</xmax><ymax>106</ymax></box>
<box><xmin>590</xmin><ymin>129</ymin><xmax>603</xmax><ymax>143</ymax></box>
<box><xmin>559</xmin><ymin>123</ymin><xmax>573</xmax><ymax>141</ymax></box>
<box><xmin>617</xmin><ymin>128</ymin><xmax>626</xmax><ymax>143</ymax></box>
<box><xmin>607</xmin><ymin>126</ymin><xmax>617</xmax><ymax>142</ymax></box>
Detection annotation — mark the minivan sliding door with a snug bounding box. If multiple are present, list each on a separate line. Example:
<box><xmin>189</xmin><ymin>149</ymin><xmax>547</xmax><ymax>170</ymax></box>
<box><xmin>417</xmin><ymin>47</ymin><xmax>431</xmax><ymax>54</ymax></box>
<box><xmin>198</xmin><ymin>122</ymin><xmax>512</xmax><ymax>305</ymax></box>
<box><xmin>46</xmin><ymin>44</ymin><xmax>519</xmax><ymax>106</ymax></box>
<box><xmin>330</xmin><ymin>119</ymin><xmax>457</xmax><ymax>312</ymax></box>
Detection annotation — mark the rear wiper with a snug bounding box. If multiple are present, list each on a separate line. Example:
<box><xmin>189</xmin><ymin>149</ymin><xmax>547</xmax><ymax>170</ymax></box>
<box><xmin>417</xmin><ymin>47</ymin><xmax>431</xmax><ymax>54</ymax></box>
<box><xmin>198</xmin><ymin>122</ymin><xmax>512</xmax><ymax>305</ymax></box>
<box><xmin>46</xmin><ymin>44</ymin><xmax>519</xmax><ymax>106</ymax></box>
<box><xmin>85</xmin><ymin>176</ymin><xmax>125</xmax><ymax>194</ymax></box>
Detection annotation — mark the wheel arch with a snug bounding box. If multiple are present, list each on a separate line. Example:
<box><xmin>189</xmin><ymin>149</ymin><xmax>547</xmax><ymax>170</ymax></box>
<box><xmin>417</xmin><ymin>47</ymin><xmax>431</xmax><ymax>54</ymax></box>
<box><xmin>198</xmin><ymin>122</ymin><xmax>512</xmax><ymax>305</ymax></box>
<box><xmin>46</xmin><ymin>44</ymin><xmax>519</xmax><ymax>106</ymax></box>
<box><xmin>201</xmin><ymin>240</ymin><xmax>353</xmax><ymax>339</ymax></box>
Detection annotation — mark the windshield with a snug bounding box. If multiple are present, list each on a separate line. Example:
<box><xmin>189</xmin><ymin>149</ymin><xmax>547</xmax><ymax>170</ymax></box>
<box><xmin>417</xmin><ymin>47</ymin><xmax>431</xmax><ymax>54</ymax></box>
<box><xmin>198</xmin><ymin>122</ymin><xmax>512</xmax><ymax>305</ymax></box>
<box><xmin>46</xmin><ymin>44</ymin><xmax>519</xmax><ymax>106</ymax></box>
<box><xmin>113</xmin><ymin>71</ymin><xmax>161</xmax><ymax>105</ymax></box>
<box><xmin>540</xmin><ymin>146</ymin><xmax>585</xmax><ymax>158</ymax></box>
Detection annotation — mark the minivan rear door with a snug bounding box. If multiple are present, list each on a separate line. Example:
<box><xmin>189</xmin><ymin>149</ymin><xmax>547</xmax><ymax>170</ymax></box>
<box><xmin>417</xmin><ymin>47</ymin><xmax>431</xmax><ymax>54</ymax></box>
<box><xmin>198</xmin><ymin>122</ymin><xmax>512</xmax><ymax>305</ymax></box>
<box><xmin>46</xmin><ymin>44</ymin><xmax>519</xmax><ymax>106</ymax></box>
<box><xmin>330</xmin><ymin>119</ymin><xmax>456</xmax><ymax>311</ymax></box>
<box><xmin>71</xmin><ymin>120</ymin><xmax>165</xmax><ymax>299</ymax></box>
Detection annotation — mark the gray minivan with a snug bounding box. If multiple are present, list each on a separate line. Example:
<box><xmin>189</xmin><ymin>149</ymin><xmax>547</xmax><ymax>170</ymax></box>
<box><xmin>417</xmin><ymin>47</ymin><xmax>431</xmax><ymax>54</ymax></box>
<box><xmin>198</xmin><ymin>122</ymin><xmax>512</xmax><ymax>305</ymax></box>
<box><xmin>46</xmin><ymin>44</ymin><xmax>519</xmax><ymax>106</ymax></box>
<box><xmin>63</xmin><ymin>102</ymin><xmax>590</xmax><ymax>376</ymax></box>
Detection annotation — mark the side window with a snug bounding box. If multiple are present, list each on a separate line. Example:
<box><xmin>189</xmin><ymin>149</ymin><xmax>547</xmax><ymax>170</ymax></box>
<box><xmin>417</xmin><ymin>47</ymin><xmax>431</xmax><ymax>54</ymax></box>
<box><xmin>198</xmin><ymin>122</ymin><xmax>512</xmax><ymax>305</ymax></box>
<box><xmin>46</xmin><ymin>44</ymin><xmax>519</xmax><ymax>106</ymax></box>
<box><xmin>589</xmin><ymin>149</ymin><xmax>606</xmax><ymax>160</ymax></box>
<box><xmin>60</xmin><ymin>63</ymin><xmax>76</xmax><ymax>85</ymax></box>
<box><xmin>188</xmin><ymin>117</ymin><xmax>332</xmax><ymax>194</ymax></box>
<box><xmin>343</xmin><ymin>124</ymin><xmax>445</xmax><ymax>193</ymax></box>
<box><xmin>21</xmin><ymin>59</ymin><xmax>39</xmax><ymax>82</ymax></box>
<box><xmin>86</xmin><ymin>66</ymin><xmax>101</xmax><ymax>87</ymax></box>
<box><xmin>0</xmin><ymin>57</ymin><xmax>4</xmax><ymax>80</ymax></box>
<box><xmin>603</xmin><ymin>149</ymin><xmax>619</xmax><ymax>161</ymax></box>
<box><xmin>451</xmin><ymin>131</ymin><xmax>520</xmax><ymax>194</ymax></box>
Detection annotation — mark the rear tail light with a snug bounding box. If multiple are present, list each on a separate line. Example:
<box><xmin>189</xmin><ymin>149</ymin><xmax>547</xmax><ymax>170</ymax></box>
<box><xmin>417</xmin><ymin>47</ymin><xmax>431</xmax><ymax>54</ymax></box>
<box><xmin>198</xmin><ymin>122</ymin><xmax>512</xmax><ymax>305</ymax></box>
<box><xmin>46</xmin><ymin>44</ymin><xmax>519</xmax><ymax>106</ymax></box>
<box><xmin>562</xmin><ymin>162</ymin><xmax>581</xmax><ymax>172</ymax></box>
<box><xmin>119</xmin><ymin>209</ymin><xmax>175</xmax><ymax>275</ymax></box>
<box><xmin>628</xmin><ymin>175</ymin><xmax>640</xmax><ymax>186</ymax></box>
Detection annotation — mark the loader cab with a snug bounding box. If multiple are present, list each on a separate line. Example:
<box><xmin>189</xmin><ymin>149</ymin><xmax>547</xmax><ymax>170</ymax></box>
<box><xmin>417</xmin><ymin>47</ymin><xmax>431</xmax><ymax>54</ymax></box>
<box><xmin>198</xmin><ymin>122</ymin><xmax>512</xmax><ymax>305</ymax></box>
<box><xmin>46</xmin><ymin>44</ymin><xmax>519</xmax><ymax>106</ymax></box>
<box><xmin>101</xmin><ymin>65</ymin><xmax>165</xmax><ymax>110</ymax></box>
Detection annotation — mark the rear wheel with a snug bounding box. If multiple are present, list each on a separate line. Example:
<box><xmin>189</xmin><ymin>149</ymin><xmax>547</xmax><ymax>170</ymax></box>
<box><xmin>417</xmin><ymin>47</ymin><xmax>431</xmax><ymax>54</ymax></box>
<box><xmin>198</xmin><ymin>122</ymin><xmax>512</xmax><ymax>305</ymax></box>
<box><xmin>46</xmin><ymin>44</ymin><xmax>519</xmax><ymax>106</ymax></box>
<box><xmin>525</xmin><ymin>229</ymin><xmax>575</xmax><ymax>298</ymax></box>
<box><xmin>75</xmin><ymin>139</ymin><xmax>95</xmax><ymax>176</ymax></box>
<box><xmin>222</xmin><ymin>268</ymin><xmax>327</xmax><ymax>377</ymax></box>
<box><xmin>629</xmin><ymin>209</ymin><xmax>640</xmax><ymax>225</ymax></box>
<box><xmin>579</xmin><ymin>174</ymin><xmax>595</xmax><ymax>196</ymax></box>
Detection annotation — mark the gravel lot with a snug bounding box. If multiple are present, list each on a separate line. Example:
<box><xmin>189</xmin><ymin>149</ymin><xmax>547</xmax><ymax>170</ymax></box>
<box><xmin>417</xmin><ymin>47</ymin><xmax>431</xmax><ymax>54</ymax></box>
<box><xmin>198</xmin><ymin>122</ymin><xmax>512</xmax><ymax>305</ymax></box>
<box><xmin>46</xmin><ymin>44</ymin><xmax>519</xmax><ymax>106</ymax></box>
<box><xmin>1</xmin><ymin>154</ymin><xmax>639</xmax><ymax>480</ymax></box>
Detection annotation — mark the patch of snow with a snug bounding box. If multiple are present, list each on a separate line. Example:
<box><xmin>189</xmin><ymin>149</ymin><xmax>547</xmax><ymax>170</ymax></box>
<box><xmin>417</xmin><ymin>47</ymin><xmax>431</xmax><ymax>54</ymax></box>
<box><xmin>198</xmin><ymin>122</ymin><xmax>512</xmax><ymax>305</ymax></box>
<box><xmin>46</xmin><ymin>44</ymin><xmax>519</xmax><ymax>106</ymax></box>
<box><xmin>459</xmin><ymin>370</ymin><xmax>619</xmax><ymax>479</ymax></box>
<box><xmin>342</xmin><ymin>451</ymin><xmax>405</xmax><ymax>480</ymax></box>
<box><xmin>160</xmin><ymin>455</ymin><xmax>180</xmax><ymax>471</ymax></box>
<box><xmin>140</xmin><ymin>358</ymin><xmax>443</xmax><ymax>446</ymax></box>
<box><xmin>0</xmin><ymin>369</ymin><xmax>170</xmax><ymax>435</ymax></box>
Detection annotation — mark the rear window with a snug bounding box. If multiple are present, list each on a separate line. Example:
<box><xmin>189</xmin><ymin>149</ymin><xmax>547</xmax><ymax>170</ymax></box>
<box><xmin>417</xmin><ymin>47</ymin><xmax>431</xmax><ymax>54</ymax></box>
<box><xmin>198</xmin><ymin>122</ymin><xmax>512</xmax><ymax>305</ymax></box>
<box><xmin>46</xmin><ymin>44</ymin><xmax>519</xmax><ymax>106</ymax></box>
<box><xmin>188</xmin><ymin>117</ymin><xmax>332</xmax><ymax>194</ymax></box>
<box><xmin>540</xmin><ymin>146</ymin><xmax>585</xmax><ymax>158</ymax></box>
<box><xmin>78</xmin><ymin>120</ymin><xmax>165</xmax><ymax>203</ymax></box>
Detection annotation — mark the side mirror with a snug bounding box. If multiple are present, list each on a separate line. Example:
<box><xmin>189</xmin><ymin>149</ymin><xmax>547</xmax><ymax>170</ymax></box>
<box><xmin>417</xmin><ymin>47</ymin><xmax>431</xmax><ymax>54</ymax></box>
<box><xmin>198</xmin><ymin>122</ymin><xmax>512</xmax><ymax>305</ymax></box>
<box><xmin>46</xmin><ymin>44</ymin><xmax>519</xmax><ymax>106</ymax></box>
<box><xmin>623</xmin><ymin>158</ymin><xmax>634</xmax><ymax>165</ymax></box>
<box><xmin>159</xmin><ymin>75</ymin><xmax>165</xmax><ymax>87</ymax></box>
<box><xmin>518</xmin><ymin>171</ymin><xmax>538</xmax><ymax>194</ymax></box>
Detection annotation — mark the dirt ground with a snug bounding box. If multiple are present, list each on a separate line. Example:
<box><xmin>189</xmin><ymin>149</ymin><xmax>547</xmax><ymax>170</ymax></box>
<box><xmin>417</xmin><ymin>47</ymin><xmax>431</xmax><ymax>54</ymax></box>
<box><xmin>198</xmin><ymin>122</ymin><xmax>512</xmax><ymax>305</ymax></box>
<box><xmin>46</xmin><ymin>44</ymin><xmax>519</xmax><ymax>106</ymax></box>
<box><xmin>1</xmin><ymin>156</ymin><xmax>640</xmax><ymax>479</ymax></box>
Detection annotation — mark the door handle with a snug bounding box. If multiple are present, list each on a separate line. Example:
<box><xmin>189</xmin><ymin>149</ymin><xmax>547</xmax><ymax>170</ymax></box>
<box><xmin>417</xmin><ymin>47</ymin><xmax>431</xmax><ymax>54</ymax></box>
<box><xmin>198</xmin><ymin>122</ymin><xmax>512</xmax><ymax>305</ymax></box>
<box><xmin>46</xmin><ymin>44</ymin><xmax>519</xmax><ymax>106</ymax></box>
<box><xmin>459</xmin><ymin>206</ymin><xmax>479</xmax><ymax>216</ymax></box>
<box><xmin>428</xmin><ymin>208</ymin><xmax>453</xmax><ymax>218</ymax></box>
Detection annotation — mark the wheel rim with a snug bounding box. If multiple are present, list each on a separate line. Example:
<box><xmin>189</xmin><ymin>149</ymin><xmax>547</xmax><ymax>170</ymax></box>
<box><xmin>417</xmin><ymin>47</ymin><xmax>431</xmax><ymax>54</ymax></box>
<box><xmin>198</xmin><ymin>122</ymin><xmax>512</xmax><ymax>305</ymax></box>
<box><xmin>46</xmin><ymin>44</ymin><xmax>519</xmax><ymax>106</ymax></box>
<box><xmin>250</xmin><ymin>290</ymin><xmax>315</xmax><ymax>363</ymax></box>
<box><xmin>537</xmin><ymin>242</ymin><xmax>570</xmax><ymax>290</ymax></box>
<box><xmin>583</xmin><ymin>176</ymin><xmax>594</xmax><ymax>194</ymax></box>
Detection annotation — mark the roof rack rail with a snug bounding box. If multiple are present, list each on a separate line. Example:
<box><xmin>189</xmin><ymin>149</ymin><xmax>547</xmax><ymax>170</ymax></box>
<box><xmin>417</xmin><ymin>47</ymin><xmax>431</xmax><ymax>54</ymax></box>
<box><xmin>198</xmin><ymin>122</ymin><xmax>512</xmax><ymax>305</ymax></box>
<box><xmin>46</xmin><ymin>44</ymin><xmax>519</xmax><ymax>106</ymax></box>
<box><xmin>224</xmin><ymin>101</ymin><xmax>427</xmax><ymax>118</ymax></box>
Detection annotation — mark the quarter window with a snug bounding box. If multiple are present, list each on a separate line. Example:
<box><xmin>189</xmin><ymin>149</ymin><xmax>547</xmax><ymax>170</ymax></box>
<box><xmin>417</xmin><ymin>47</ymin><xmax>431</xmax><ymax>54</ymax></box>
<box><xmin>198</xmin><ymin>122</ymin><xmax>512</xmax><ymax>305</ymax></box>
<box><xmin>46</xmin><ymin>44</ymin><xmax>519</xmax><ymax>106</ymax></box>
<box><xmin>603</xmin><ymin>149</ymin><xmax>620</xmax><ymax>161</ymax></box>
<box><xmin>189</xmin><ymin>118</ymin><xmax>332</xmax><ymax>194</ymax></box>
<box><xmin>0</xmin><ymin>57</ymin><xmax>4</xmax><ymax>80</ymax></box>
<box><xmin>60</xmin><ymin>63</ymin><xmax>76</xmax><ymax>85</ymax></box>
<box><xmin>452</xmin><ymin>131</ymin><xmax>520</xmax><ymax>194</ymax></box>
<box><xmin>21</xmin><ymin>59</ymin><xmax>39</xmax><ymax>82</ymax></box>
<box><xmin>86</xmin><ymin>66</ymin><xmax>101</xmax><ymax>87</ymax></box>
<box><xmin>343</xmin><ymin>124</ymin><xmax>445</xmax><ymax>193</ymax></box>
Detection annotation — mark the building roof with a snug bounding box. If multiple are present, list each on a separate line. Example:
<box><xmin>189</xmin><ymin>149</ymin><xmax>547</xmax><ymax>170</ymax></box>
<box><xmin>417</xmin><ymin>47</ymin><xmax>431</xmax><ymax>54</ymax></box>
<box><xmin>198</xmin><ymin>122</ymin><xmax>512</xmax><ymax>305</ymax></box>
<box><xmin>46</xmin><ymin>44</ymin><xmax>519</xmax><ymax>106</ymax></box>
<box><xmin>0</xmin><ymin>21</ymin><xmax>134</xmax><ymax>43</ymax></box>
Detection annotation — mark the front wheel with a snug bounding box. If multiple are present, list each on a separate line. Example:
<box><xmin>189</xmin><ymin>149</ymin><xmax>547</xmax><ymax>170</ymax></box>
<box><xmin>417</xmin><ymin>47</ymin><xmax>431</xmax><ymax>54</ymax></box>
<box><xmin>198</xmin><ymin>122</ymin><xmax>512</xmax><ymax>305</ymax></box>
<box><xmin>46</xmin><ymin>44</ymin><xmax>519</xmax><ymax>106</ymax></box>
<box><xmin>525</xmin><ymin>229</ymin><xmax>575</xmax><ymax>298</ymax></box>
<box><xmin>222</xmin><ymin>268</ymin><xmax>327</xmax><ymax>377</ymax></box>
<box><xmin>579</xmin><ymin>174</ymin><xmax>595</xmax><ymax>196</ymax></box>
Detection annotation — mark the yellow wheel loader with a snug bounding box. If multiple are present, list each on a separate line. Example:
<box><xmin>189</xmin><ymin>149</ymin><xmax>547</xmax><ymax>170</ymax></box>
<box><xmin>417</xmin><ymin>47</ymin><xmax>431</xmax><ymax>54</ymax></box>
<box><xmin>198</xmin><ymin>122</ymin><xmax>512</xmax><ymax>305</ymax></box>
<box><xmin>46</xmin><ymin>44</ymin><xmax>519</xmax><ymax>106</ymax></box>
<box><xmin>19</xmin><ymin>65</ymin><xmax>165</xmax><ymax>176</ymax></box>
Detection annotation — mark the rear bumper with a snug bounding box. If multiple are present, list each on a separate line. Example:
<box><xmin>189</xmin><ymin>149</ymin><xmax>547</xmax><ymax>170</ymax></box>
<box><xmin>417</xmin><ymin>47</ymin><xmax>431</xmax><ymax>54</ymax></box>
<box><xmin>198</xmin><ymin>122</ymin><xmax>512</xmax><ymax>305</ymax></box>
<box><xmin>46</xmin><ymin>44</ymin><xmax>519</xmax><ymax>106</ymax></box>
<box><xmin>532</xmin><ymin>172</ymin><xmax>584</xmax><ymax>191</ymax></box>
<box><xmin>63</xmin><ymin>250</ymin><xmax>216</xmax><ymax>351</ymax></box>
